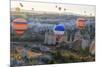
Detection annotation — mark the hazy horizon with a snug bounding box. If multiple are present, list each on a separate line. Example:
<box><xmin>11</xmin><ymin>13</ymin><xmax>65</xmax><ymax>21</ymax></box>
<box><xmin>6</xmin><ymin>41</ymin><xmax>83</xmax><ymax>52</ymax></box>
<box><xmin>11</xmin><ymin>0</ymin><xmax>95</xmax><ymax>16</ymax></box>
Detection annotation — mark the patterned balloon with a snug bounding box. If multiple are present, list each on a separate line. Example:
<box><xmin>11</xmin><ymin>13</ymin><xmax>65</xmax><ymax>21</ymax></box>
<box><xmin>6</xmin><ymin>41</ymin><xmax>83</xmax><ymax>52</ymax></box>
<box><xmin>12</xmin><ymin>18</ymin><xmax>28</xmax><ymax>36</ymax></box>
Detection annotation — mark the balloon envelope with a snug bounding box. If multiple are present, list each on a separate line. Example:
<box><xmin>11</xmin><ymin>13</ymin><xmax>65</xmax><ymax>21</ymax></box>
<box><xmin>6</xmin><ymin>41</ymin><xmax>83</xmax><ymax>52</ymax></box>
<box><xmin>55</xmin><ymin>25</ymin><xmax>65</xmax><ymax>31</ymax></box>
<box><xmin>76</xmin><ymin>18</ymin><xmax>86</xmax><ymax>29</ymax></box>
<box><xmin>53</xmin><ymin>24</ymin><xmax>65</xmax><ymax>35</ymax></box>
<box><xmin>12</xmin><ymin>18</ymin><xmax>28</xmax><ymax>36</ymax></box>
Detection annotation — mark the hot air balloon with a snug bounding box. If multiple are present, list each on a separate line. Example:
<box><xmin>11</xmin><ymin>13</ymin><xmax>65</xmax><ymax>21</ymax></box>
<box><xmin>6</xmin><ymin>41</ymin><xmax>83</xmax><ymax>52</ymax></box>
<box><xmin>58</xmin><ymin>7</ymin><xmax>61</xmax><ymax>11</ymax></box>
<box><xmin>12</xmin><ymin>18</ymin><xmax>28</xmax><ymax>36</ymax></box>
<box><xmin>64</xmin><ymin>8</ymin><xmax>66</xmax><ymax>11</ymax></box>
<box><xmin>53</xmin><ymin>24</ymin><xmax>65</xmax><ymax>35</ymax></box>
<box><xmin>19</xmin><ymin>3</ymin><xmax>23</xmax><ymax>7</ymax></box>
<box><xmin>76</xmin><ymin>18</ymin><xmax>86</xmax><ymax>29</ymax></box>
<box><xmin>32</xmin><ymin>8</ymin><xmax>34</xmax><ymax>11</ymax></box>
<box><xmin>53</xmin><ymin>24</ymin><xmax>65</xmax><ymax>43</ymax></box>
<box><xmin>55</xmin><ymin>5</ymin><xmax>57</xmax><ymax>8</ymax></box>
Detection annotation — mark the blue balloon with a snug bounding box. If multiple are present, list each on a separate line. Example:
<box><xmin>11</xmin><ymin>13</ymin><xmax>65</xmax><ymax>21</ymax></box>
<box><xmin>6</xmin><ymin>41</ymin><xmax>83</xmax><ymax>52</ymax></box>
<box><xmin>54</xmin><ymin>24</ymin><xmax>65</xmax><ymax>31</ymax></box>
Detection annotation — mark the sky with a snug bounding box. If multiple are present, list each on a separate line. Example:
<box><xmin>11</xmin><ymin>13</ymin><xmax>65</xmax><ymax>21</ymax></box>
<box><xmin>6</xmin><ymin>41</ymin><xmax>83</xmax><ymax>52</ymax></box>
<box><xmin>11</xmin><ymin>0</ymin><xmax>95</xmax><ymax>16</ymax></box>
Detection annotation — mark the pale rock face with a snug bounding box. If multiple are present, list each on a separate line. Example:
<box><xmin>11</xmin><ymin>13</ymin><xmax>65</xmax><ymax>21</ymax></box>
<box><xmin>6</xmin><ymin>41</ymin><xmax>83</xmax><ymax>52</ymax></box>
<box><xmin>44</xmin><ymin>32</ymin><xmax>56</xmax><ymax>45</ymax></box>
<box><xmin>44</xmin><ymin>31</ymin><xmax>66</xmax><ymax>45</ymax></box>
<box><xmin>81</xmin><ymin>39</ymin><xmax>89</xmax><ymax>50</ymax></box>
<box><xmin>89</xmin><ymin>40</ymin><xmax>95</xmax><ymax>55</ymax></box>
<box><xmin>72</xmin><ymin>39</ymin><xmax>82</xmax><ymax>50</ymax></box>
<box><xmin>73</xmin><ymin>31</ymin><xmax>90</xmax><ymax>50</ymax></box>
<box><xmin>74</xmin><ymin>31</ymin><xmax>82</xmax><ymax>41</ymax></box>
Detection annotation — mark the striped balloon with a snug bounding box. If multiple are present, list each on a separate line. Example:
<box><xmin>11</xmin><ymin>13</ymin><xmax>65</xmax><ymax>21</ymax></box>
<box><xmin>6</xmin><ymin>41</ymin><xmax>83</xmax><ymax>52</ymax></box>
<box><xmin>12</xmin><ymin>18</ymin><xmax>28</xmax><ymax>36</ymax></box>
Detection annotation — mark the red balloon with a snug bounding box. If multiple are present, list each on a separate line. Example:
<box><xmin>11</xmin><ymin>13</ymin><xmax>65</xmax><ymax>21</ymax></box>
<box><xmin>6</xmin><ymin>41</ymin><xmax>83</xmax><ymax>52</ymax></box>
<box><xmin>12</xmin><ymin>18</ymin><xmax>28</xmax><ymax>36</ymax></box>
<box><xmin>76</xmin><ymin>18</ymin><xmax>86</xmax><ymax>29</ymax></box>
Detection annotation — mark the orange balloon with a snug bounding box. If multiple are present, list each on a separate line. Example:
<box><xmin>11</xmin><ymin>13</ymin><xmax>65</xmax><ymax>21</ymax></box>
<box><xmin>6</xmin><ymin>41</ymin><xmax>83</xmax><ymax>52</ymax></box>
<box><xmin>12</xmin><ymin>18</ymin><xmax>28</xmax><ymax>36</ymax></box>
<box><xmin>76</xmin><ymin>18</ymin><xmax>86</xmax><ymax>29</ymax></box>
